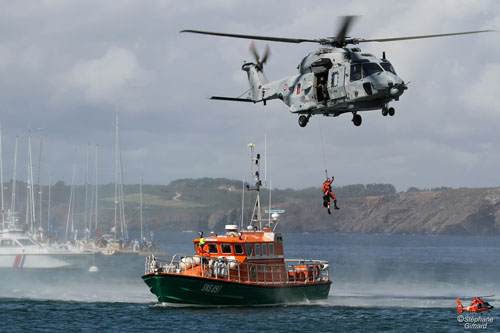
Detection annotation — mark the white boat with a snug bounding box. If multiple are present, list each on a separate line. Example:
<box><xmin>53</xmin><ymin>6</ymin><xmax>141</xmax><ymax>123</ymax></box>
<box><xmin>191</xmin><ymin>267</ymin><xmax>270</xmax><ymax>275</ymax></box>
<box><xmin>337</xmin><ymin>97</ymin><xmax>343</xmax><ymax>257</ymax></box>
<box><xmin>0</xmin><ymin>226</ymin><xmax>93</xmax><ymax>269</ymax></box>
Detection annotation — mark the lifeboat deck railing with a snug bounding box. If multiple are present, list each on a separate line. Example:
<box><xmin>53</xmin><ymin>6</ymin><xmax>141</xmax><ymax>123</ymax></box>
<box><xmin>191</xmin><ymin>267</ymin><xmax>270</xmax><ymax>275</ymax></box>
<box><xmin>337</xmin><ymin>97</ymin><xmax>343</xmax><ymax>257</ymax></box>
<box><xmin>145</xmin><ymin>254</ymin><xmax>330</xmax><ymax>285</ymax></box>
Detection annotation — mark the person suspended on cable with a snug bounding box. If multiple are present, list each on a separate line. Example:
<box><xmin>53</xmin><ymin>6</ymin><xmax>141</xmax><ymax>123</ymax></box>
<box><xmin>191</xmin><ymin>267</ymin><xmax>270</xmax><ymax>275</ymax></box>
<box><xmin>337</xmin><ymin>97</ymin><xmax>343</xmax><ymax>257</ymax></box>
<box><xmin>322</xmin><ymin>176</ymin><xmax>339</xmax><ymax>214</ymax></box>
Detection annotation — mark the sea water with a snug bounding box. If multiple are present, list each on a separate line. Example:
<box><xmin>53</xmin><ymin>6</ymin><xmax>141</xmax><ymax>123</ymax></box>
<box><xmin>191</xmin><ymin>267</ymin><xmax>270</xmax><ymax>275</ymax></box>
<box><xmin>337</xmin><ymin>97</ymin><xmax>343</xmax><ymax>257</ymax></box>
<box><xmin>0</xmin><ymin>232</ymin><xmax>498</xmax><ymax>332</ymax></box>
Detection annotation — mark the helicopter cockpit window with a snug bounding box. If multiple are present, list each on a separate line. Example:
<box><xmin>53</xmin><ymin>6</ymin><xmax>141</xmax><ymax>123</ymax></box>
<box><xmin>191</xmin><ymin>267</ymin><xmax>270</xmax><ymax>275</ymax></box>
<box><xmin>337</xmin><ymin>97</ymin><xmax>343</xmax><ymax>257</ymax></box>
<box><xmin>362</xmin><ymin>63</ymin><xmax>383</xmax><ymax>77</ymax></box>
<box><xmin>380</xmin><ymin>62</ymin><xmax>397</xmax><ymax>75</ymax></box>
<box><xmin>350</xmin><ymin>63</ymin><xmax>362</xmax><ymax>82</ymax></box>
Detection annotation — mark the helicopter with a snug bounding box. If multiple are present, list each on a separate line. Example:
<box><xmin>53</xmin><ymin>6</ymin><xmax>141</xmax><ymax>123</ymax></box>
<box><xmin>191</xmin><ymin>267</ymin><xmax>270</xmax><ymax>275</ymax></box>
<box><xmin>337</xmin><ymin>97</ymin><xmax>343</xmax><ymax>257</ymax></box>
<box><xmin>181</xmin><ymin>17</ymin><xmax>493</xmax><ymax>127</ymax></box>
<box><xmin>457</xmin><ymin>296</ymin><xmax>494</xmax><ymax>314</ymax></box>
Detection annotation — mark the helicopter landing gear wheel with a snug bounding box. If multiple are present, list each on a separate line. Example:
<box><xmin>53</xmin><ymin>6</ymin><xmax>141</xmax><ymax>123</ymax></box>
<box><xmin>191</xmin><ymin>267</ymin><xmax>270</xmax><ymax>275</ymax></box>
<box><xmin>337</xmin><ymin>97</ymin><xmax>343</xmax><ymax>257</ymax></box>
<box><xmin>388</xmin><ymin>107</ymin><xmax>395</xmax><ymax>116</ymax></box>
<box><xmin>298</xmin><ymin>115</ymin><xmax>309</xmax><ymax>127</ymax></box>
<box><xmin>352</xmin><ymin>114</ymin><xmax>362</xmax><ymax>127</ymax></box>
<box><xmin>382</xmin><ymin>107</ymin><xmax>388</xmax><ymax>116</ymax></box>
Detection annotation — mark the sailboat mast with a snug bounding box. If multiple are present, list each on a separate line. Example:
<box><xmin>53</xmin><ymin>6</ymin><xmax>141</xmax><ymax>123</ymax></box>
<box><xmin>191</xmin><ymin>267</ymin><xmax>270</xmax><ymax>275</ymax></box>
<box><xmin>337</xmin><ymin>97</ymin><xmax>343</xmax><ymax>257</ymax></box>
<box><xmin>27</xmin><ymin>130</ymin><xmax>37</xmax><ymax>234</ymax></box>
<box><xmin>140</xmin><ymin>169</ymin><xmax>143</xmax><ymax>241</ymax></box>
<box><xmin>114</xmin><ymin>114</ymin><xmax>119</xmax><ymax>241</ymax></box>
<box><xmin>65</xmin><ymin>165</ymin><xmax>76</xmax><ymax>241</ymax></box>
<box><xmin>95</xmin><ymin>145</ymin><xmax>99</xmax><ymax>231</ymax></box>
<box><xmin>0</xmin><ymin>125</ymin><xmax>4</xmax><ymax>227</ymax></box>
<box><xmin>115</xmin><ymin>114</ymin><xmax>127</xmax><ymax>241</ymax></box>
<box><xmin>10</xmin><ymin>137</ymin><xmax>18</xmax><ymax>229</ymax></box>
<box><xmin>84</xmin><ymin>143</ymin><xmax>89</xmax><ymax>232</ymax></box>
<box><xmin>119</xmin><ymin>144</ymin><xmax>126</xmax><ymax>240</ymax></box>
<box><xmin>37</xmin><ymin>128</ymin><xmax>43</xmax><ymax>232</ymax></box>
<box><xmin>47</xmin><ymin>176</ymin><xmax>51</xmax><ymax>232</ymax></box>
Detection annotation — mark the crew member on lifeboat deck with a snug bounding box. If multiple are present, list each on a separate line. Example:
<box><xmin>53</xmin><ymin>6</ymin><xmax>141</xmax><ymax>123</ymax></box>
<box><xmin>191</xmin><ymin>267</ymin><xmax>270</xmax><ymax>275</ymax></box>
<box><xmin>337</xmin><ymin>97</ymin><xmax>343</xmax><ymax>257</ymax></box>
<box><xmin>322</xmin><ymin>177</ymin><xmax>339</xmax><ymax>214</ymax></box>
<box><xmin>198</xmin><ymin>237</ymin><xmax>210</xmax><ymax>258</ymax></box>
<box><xmin>198</xmin><ymin>238</ymin><xmax>210</xmax><ymax>276</ymax></box>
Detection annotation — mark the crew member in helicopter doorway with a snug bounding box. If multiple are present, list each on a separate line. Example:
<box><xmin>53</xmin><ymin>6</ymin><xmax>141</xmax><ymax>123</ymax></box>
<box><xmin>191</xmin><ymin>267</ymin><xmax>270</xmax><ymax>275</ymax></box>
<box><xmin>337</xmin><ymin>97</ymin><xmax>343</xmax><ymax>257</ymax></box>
<box><xmin>323</xmin><ymin>177</ymin><xmax>339</xmax><ymax>214</ymax></box>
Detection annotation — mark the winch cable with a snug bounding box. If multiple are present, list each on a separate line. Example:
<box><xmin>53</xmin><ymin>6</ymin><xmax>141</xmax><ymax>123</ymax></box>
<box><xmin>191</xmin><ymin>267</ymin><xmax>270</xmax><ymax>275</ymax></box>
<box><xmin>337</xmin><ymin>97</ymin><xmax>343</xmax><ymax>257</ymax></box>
<box><xmin>317</xmin><ymin>119</ymin><xmax>329</xmax><ymax>179</ymax></box>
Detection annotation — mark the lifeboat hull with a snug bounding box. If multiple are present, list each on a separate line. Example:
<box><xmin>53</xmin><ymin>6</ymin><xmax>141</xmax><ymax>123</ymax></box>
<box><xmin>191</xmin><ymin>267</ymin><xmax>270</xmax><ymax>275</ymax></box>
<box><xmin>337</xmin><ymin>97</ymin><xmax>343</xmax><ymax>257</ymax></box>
<box><xmin>142</xmin><ymin>273</ymin><xmax>332</xmax><ymax>305</ymax></box>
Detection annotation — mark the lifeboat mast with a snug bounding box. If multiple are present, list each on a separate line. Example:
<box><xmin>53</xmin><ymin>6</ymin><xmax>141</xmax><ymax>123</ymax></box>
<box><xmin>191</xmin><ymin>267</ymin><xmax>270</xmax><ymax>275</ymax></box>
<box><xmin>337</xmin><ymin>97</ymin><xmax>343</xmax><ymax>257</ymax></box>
<box><xmin>247</xmin><ymin>143</ymin><xmax>264</xmax><ymax>231</ymax></box>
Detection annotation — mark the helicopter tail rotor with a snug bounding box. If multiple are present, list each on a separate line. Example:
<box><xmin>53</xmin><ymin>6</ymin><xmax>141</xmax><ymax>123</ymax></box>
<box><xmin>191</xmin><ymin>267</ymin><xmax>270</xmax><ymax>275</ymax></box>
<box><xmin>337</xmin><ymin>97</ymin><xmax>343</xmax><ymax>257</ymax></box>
<box><xmin>249</xmin><ymin>42</ymin><xmax>271</xmax><ymax>72</ymax></box>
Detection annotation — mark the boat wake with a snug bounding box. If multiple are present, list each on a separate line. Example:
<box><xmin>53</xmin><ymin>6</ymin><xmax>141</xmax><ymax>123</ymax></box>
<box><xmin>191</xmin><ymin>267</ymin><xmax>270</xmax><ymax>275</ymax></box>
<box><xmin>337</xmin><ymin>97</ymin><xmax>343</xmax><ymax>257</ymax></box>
<box><xmin>0</xmin><ymin>271</ymin><xmax>155</xmax><ymax>304</ymax></box>
<box><xmin>324</xmin><ymin>283</ymin><xmax>500</xmax><ymax>309</ymax></box>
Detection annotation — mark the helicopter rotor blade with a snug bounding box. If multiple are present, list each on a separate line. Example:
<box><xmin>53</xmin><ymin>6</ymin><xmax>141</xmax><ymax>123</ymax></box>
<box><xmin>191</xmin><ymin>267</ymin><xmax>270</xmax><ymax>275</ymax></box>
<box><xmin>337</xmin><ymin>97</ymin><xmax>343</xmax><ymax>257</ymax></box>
<box><xmin>334</xmin><ymin>15</ymin><xmax>358</xmax><ymax>45</ymax></box>
<box><xmin>249</xmin><ymin>41</ymin><xmax>260</xmax><ymax>64</ymax></box>
<box><xmin>261</xmin><ymin>44</ymin><xmax>271</xmax><ymax>65</ymax></box>
<box><xmin>357</xmin><ymin>30</ymin><xmax>495</xmax><ymax>43</ymax></box>
<box><xmin>180</xmin><ymin>29</ymin><xmax>317</xmax><ymax>44</ymax></box>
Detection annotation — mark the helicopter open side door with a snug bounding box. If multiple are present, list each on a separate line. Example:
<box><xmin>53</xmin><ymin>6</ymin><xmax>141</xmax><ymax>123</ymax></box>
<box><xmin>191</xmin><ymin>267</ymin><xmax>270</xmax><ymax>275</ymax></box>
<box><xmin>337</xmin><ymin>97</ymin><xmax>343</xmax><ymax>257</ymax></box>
<box><xmin>329</xmin><ymin>66</ymin><xmax>346</xmax><ymax>100</ymax></box>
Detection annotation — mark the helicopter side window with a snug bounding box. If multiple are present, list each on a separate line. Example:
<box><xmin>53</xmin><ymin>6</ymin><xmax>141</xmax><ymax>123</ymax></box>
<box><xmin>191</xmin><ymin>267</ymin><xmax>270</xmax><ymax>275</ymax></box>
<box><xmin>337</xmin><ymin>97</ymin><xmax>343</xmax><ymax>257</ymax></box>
<box><xmin>350</xmin><ymin>64</ymin><xmax>362</xmax><ymax>82</ymax></box>
<box><xmin>362</xmin><ymin>63</ymin><xmax>383</xmax><ymax>77</ymax></box>
<box><xmin>380</xmin><ymin>62</ymin><xmax>397</xmax><ymax>75</ymax></box>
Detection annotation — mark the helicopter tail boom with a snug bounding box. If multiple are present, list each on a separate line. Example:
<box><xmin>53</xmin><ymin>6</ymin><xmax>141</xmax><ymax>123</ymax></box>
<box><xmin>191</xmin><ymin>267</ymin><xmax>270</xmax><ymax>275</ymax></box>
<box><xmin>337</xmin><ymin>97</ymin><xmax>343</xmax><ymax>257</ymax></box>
<box><xmin>242</xmin><ymin>63</ymin><xmax>264</xmax><ymax>102</ymax></box>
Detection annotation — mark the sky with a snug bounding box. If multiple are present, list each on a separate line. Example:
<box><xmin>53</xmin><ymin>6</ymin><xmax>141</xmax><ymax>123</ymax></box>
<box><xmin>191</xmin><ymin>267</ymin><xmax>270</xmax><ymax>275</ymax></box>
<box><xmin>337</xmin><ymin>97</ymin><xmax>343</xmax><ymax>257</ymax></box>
<box><xmin>0</xmin><ymin>0</ymin><xmax>499</xmax><ymax>192</ymax></box>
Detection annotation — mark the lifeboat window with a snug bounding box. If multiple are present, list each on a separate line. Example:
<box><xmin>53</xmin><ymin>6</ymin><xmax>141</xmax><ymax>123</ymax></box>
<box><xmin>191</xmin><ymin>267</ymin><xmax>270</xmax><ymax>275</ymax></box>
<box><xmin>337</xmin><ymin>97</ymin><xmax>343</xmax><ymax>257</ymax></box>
<box><xmin>269</xmin><ymin>243</ymin><xmax>274</xmax><ymax>255</ymax></box>
<box><xmin>17</xmin><ymin>239</ymin><xmax>37</xmax><ymax>247</ymax></box>
<box><xmin>234</xmin><ymin>244</ymin><xmax>244</xmax><ymax>254</ymax></box>
<box><xmin>245</xmin><ymin>244</ymin><xmax>253</xmax><ymax>256</ymax></box>
<box><xmin>0</xmin><ymin>239</ymin><xmax>15</xmax><ymax>247</ymax></box>
<box><xmin>221</xmin><ymin>243</ymin><xmax>232</xmax><ymax>254</ymax></box>
<box><xmin>262</xmin><ymin>243</ymin><xmax>267</xmax><ymax>256</ymax></box>
<box><xmin>255</xmin><ymin>243</ymin><xmax>261</xmax><ymax>256</ymax></box>
<box><xmin>208</xmin><ymin>243</ymin><xmax>218</xmax><ymax>254</ymax></box>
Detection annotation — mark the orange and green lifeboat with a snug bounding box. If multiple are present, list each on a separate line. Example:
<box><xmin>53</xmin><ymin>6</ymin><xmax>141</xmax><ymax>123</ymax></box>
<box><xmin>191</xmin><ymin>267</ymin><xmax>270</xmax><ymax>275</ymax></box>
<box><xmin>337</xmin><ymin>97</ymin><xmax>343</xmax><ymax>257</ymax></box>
<box><xmin>142</xmin><ymin>225</ymin><xmax>332</xmax><ymax>305</ymax></box>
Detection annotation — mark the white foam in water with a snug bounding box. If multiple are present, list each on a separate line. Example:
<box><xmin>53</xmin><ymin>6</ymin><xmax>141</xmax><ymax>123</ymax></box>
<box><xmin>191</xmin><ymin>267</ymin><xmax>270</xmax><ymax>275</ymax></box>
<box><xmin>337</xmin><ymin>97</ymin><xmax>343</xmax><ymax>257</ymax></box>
<box><xmin>327</xmin><ymin>282</ymin><xmax>500</xmax><ymax>309</ymax></box>
<box><xmin>0</xmin><ymin>268</ymin><xmax>157</xmax><ymax>303</ymax></box>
